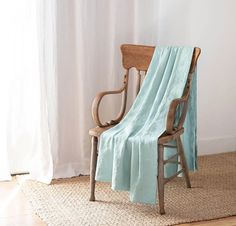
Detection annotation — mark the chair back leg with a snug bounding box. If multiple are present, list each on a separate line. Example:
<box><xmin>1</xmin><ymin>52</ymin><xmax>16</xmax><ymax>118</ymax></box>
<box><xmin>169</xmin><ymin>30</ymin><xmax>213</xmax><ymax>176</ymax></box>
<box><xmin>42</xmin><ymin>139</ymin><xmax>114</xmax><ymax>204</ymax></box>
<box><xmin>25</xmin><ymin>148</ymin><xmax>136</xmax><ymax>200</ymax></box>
<box><xmin>157</xmin><ymin>144</ymin><xmax>165</xmax><ymax>214</ymax></box>
<box><xmin>176</xmin><ymin>137</ymin><xmax>191</xmax><ymax>188</ymax></box>
<box><xmin>157</xmin><ymin>135</ymin><xmax>192</xmax><ymax>214</ymax></box>
<box><xmin>89</xmin><ymin>136</ymin><xmax>98</xmax><ymax>201</ymax></box>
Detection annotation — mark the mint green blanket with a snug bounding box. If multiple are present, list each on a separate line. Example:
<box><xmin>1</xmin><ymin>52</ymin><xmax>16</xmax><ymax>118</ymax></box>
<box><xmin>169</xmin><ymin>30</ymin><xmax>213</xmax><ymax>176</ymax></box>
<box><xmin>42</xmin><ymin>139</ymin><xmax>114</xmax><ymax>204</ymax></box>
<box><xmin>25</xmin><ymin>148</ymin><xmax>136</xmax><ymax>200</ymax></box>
<box><xmin>95</xmin><ymin>47</ymin><xmax>197</xmax><ymax>204</ymax></box>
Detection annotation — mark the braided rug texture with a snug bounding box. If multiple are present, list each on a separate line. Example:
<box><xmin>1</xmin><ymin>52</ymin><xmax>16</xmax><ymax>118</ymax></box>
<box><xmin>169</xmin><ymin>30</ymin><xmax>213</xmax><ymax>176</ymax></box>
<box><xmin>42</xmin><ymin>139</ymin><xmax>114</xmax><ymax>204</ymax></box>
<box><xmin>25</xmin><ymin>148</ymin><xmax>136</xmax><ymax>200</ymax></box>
<box><xmin>18</xmin><ymin>152</ymin><xmax>236</xmax><ymax>226</ymax></box>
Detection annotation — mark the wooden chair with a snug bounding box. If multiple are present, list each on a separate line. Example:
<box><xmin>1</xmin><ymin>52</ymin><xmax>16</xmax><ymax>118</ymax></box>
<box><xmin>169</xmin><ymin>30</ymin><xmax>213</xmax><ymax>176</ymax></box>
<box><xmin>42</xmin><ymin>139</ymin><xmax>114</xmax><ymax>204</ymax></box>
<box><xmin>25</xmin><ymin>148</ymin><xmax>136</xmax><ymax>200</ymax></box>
<box><xmin>89</xmin><ymin>44</ymin><xmax>201</xmax><ymax>214</ymax></box>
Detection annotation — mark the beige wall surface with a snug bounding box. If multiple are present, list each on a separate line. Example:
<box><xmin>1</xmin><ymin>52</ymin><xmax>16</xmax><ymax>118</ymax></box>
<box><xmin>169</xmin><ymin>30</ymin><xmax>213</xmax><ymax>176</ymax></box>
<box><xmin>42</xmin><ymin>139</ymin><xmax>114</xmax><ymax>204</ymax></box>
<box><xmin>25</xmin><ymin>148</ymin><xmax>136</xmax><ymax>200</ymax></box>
<box><xmin>157</xmin><ymin>0</ymin><xmax>236</xmax><ymax>154</ymax></box>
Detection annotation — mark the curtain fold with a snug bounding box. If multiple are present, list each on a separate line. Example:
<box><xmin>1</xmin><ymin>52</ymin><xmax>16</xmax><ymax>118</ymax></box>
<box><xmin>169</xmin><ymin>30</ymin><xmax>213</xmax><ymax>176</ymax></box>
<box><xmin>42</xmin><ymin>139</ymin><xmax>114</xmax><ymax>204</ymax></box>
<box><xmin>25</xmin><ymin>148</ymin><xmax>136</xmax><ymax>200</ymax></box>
<box><xmin>0</xmin><ymin>0</ymin><xmax>159</xmax><ymax>182</ymax></box>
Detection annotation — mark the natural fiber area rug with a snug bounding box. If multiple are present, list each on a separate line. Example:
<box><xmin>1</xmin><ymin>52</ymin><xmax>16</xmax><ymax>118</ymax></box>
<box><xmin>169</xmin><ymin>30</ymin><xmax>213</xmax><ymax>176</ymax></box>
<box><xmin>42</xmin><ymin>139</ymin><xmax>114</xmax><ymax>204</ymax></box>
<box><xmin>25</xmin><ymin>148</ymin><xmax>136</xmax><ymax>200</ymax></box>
<box><xmin>18</xmin><ymin>152</ymin><xmax>236</xmax><ymax>226</ymax></box>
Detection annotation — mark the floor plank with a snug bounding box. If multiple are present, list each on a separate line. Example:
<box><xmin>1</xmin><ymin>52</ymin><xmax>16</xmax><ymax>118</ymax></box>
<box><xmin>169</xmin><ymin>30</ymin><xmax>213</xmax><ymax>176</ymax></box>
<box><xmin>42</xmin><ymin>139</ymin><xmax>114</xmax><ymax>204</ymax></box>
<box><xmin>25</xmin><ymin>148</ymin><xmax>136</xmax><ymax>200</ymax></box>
<box><xmin>0</xmin><ymin>214</ymin><xmax>44</xmax><ymax>226</ymax></box>
<box><xmin>179</xmin><ymin>216</ymin><xmax>236</xmax><ymax>226</ymax></box>
<box><xmin>0</xmin><ymin>178</ymin><xmax>46</xmax><ymax>226</ymax></box>
<box><xmin>0</xmin><ymin>179</ymin><xmax>235</xmax><ymax>226</ymax></box>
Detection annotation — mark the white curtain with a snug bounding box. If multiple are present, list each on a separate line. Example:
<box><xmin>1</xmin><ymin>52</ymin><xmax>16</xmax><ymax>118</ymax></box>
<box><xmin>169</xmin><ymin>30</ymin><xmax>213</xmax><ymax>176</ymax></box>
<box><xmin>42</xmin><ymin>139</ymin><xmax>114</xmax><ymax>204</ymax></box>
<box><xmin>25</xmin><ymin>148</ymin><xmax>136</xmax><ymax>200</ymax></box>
<box><xmin>0</xmin><ymin>1</ymin><xmax>41</xmax><ymax>180</ymax></box>
<box><xmin>0</xmin><ymin>0</ymin><xmax>159</xmax><ymax>182</ymax></box>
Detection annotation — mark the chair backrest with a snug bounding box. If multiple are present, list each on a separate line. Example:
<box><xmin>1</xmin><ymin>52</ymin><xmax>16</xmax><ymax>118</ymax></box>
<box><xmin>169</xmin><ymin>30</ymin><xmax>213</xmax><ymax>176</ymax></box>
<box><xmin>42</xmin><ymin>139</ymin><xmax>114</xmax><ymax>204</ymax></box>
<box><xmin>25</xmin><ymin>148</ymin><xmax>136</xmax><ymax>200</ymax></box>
<box><xmin>120</xmin><ymin>44</ymin><xmax>201</xmax><ymax>133</ymax></box>
<box><xmin>120</xmin><ymin>44</ymin><xmax>200</xmax><ymax>96</ymax></box>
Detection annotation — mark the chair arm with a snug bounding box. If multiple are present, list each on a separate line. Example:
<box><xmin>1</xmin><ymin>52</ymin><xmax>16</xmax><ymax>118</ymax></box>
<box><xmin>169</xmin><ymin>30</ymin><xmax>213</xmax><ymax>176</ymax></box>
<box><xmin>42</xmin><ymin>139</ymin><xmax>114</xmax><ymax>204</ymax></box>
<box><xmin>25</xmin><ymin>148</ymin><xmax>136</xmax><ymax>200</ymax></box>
<box><xmin>166</xmin><ymin>97</ymin><xmax>188</xmax><ymax>134</ymax></box>
<box><xmin>92</xmin><ymin>86</ymin><xmax>127</xmax><ymax>127</ymax></box>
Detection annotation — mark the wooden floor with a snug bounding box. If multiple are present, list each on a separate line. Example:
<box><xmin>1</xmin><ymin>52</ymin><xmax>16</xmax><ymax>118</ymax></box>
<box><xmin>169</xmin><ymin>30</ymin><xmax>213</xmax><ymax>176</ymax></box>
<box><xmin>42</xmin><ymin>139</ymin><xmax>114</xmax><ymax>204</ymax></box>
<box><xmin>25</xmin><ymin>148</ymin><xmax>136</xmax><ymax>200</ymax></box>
<box><xmin>0</xmin><ymin>179</ymin><xmax>235</xmax><ymax>226</ymax></box>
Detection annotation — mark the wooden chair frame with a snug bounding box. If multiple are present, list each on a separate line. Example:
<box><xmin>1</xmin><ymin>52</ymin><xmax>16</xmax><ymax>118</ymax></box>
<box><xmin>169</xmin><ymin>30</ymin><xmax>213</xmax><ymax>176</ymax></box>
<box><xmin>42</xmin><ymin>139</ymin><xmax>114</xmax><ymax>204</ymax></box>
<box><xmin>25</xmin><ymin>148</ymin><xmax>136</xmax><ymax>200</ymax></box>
<box><xmin>89</xmin><ymin>44</ymin><xmax>201</xmax><ymax>214</ymax></box>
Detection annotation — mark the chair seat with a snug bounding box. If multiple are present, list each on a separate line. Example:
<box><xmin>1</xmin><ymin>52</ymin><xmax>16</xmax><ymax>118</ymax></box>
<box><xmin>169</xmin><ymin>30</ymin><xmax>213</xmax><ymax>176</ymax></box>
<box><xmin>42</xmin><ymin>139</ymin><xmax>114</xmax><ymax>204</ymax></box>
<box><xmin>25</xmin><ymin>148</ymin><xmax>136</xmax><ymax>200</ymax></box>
<box><xmin>90</xmin><ymin>125</ymin><xmax>184</xmax><ymax>142</ymax></box>
<box><xmin>90</xmin><ymin>125</ymin><xmax>184</xmax><ymax>143</ymax></box>
<box><xmin>158</xmin><ymin>128</ymin><xmax>184</xmax><ymax>144</ymax></box>
<box><xmin>89</xmin><ymin>125</ymin><xmax>115</xmax><ymax>137</ymax></box>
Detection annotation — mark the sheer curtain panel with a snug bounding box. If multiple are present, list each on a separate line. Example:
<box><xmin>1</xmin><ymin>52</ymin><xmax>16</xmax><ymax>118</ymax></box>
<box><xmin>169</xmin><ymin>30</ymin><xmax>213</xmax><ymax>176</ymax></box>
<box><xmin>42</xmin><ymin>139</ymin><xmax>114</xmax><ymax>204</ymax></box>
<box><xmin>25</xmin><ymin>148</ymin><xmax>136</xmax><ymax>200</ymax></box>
<box><xmin>0</xmin><ymin>0</ymin><xmax>159</xmax><ymax>182</ymax></box>
<box><xmin>0</xmin><ymin>1</ymin><xmax>40</xmax><ymax>180</ymax></box>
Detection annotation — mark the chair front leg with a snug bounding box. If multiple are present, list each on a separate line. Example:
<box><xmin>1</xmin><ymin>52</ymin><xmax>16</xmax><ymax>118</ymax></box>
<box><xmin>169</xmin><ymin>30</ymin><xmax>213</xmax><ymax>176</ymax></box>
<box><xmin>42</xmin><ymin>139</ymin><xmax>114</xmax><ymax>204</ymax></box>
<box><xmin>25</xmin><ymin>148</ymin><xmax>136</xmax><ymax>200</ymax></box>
<box><xmin>158</xmin><ymin>143</ymin><xmax>165</xmax><ymax>214</ymax></box>
<box><xmin>176</xmin><ymin>137</ymin><xmax>191</xmax><ymax>188</ymax></box>
<box><xmin>89</xmin><ymin>136</ymin><xmax>98</xmax><ymax>201</ymax></box>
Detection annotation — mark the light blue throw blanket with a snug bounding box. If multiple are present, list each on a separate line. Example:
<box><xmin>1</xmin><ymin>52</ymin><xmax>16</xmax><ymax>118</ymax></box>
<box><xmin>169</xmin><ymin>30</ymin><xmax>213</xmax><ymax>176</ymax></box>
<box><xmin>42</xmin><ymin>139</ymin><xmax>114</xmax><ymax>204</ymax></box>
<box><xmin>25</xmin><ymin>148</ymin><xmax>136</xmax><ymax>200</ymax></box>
<box><xmin>95</xmin><ymin>47</ymin><xmax>197</xmax><ymax>204</ymax></box>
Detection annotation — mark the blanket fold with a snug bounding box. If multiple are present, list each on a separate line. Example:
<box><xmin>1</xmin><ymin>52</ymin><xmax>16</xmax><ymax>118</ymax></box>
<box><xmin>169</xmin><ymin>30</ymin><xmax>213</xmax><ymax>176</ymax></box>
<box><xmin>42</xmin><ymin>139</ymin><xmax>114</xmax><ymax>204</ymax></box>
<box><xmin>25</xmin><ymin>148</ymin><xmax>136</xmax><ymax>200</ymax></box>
<box><xmin>95</xmin><ymin>47</ymin><xmax>197</xmax><ymax>204</ymax></box>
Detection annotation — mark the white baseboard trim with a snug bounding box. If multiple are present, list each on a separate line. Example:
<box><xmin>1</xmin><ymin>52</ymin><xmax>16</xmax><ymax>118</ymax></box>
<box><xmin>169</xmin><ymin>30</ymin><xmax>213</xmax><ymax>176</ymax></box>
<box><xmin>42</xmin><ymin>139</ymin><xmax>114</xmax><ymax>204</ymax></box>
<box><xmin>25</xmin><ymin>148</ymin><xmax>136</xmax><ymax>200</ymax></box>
<box><xmin>198</xmin><ymin>135</ymin><xmax>236</xmax><ymax>156</ymax></box>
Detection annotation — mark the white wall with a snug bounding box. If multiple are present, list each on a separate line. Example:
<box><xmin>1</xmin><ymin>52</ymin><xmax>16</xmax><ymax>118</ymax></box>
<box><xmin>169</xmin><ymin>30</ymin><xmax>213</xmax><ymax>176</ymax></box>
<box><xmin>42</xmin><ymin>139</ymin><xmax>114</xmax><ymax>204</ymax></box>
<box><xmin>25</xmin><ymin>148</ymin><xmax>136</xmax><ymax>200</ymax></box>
<box><xmin>158</xmin><ymin>0</ymin><xmax>236</xmax><ymax>155</ymax></box>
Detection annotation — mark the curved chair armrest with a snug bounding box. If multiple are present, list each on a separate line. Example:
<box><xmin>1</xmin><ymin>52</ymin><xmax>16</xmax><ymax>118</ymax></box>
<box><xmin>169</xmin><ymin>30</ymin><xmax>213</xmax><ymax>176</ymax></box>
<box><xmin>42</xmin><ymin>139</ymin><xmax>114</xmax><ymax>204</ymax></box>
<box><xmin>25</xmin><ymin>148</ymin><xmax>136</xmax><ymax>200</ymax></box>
<box><xmin>166</xmin><ymin>70</ymin><xmax>196</xmax><ymax>134</ymax></box>
<box><xmin>92</xmin><ymin>86</ymin><xmax>127</xmax><ymax>127</ymax></box>
<box><xmin>166</xmin><ymin>97</ymin><xmax>188</xmax><ymax>134</ymax></box>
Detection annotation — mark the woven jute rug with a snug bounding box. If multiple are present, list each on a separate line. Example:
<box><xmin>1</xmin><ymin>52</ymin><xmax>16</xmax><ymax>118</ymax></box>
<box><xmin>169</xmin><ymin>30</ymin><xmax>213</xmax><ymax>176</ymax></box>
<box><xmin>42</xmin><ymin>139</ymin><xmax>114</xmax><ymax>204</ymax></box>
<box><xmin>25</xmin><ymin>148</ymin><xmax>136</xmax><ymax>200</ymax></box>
<box><xmin>18</xmin><ymin>152</ymin><xmax>236</xmax><ymax>226</ymax></box>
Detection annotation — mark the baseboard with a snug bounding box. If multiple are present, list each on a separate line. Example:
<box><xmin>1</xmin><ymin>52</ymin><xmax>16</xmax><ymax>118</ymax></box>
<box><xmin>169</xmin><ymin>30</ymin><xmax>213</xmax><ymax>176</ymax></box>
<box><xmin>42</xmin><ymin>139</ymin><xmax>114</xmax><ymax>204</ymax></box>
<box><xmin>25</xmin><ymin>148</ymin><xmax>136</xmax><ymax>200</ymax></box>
<box><xmin>198</xmin><ymin>135</ymin><xmax>236</xmax><ymax>155</ymax></box>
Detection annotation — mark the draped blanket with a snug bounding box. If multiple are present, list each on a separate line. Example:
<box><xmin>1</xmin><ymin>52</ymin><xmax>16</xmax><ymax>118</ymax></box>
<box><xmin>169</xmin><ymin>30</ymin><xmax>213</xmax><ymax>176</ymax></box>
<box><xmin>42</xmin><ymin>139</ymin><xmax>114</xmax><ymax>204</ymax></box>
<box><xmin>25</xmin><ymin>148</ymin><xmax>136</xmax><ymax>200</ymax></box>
<box><xmin>95</xmin><ymin>47</ymin><xmax>197</xmax><ymax>204</ymax></box>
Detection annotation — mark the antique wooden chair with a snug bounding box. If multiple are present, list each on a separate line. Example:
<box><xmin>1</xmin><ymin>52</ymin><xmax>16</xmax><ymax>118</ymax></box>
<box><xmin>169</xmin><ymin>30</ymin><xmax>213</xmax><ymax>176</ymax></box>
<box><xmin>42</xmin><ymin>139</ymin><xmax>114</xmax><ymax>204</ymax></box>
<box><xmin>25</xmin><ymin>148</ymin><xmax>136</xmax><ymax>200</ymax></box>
<box><xmin>89</xmin><ymin>44</ymin><xmax>201</xmax><ymax>214</ymax></box>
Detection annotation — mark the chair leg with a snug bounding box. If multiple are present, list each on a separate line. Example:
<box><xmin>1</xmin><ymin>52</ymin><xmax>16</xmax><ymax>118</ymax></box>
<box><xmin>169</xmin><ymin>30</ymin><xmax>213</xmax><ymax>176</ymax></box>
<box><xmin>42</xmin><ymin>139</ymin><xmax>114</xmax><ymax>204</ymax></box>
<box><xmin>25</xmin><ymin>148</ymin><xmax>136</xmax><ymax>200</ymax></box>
<box><xmin>176</xmin><ymin>137</ymin><xmax>191</xmax><ymax>188</ymax></box>
<box><xmin>158</xmin><ymin>143</ymin><xmax>165</xmax><ymax>214</ymax></box>
<box><xmin>89</xmin><ymin>136</ymin><xmax>98</xmax><ymax>201</ymax></box>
